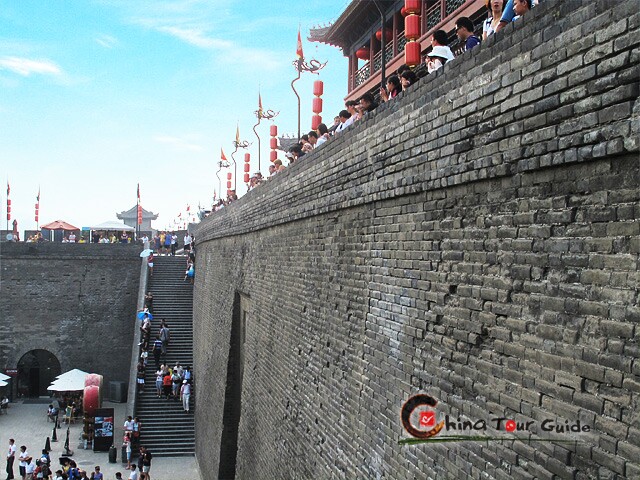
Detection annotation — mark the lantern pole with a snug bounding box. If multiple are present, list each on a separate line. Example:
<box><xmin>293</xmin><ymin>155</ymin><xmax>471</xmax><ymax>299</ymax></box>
<box><xmin>373</xmin><ymin>0</ymin><xmax>386</xmax><ymax>89</ymax></box>
<box><xmin>232</xmin><ymin>134</ymin><xmax>250</xmax><ymax>193</ymax></box>
<box><xmin>253</xmin><ymin>102</ymin><xmax>279</xmax><ymax>173</ymax></box>
<box><xmin>291</xmin><ymin>43</ymin><xmax>327</xmax><ymax>141</ymax></box>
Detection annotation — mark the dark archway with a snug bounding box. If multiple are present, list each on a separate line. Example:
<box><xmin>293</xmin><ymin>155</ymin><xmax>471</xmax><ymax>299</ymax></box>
<box><xmin>17</xmin><ymin>349</ymin><xmax>61</xmax><ymax>397</ymax></box>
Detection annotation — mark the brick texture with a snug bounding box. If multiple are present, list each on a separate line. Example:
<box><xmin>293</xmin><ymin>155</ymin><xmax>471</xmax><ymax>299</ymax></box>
<box><xmin>194</xmin><ymin>1</ymin><xmax>640</xmax><ymax>478</ymax></box>
<box><xmin>0</xmin><ymin>243</ymin><xmax>141</xmax><ymax>386</ymax></box>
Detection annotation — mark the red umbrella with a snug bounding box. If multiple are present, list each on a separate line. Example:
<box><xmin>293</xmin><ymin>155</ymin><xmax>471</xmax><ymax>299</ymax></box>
<box><xmin>41</xmin><ymin>220</ymin><xmax>79</xmax><ymax>230</ymax></box>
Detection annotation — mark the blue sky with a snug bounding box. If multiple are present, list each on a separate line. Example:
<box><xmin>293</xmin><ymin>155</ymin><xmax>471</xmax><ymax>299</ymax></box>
<box><xmin>0</xmin><ymin>0</ymin><xmax>350</xmax><ymax>231</ymax></box>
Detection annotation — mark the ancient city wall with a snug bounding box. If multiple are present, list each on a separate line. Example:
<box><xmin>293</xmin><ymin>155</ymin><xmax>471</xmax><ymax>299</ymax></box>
<box><xmin>193</xmin><ymin>1</ymin><xmax>639</xmax><ymax>478</ymax></box>
<box><xmin>0</xmin><ymin>243</ymin><xmax>141</xmax><ymax>386</ymax></box>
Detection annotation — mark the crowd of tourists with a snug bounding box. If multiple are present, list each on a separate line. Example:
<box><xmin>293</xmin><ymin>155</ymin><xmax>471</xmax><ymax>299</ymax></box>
<box><xmin>209</xmin><ymin>0</ymin><xmax>537</xmax><ymax>210</ymax></box>
<box><xmin>4</xmin><ymin>437</ymin><xmax>143</xmax><ymax>480</ymax></box>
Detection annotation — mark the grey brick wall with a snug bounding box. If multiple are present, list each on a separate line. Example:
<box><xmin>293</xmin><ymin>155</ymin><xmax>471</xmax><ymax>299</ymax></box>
<box><xmin>0</xmin><ymin>243</ymin><xmax>141</xmax><ymax>386</ymax></box>
<box><xmin>194</xmin><ymin>1</ymin><xmax>639</xmax><ymax>478</ymax></box>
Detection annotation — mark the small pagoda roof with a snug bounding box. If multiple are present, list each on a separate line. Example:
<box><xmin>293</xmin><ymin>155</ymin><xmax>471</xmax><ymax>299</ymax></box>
<box><xmin>309</xmin><ymin>0</ymin><xmax>395</xmax><ymax>54</ymax></box>
<box><xmin>116</xmin><ymin>205</ymin><xmax>158</xmax><ymax>220</ymax></box>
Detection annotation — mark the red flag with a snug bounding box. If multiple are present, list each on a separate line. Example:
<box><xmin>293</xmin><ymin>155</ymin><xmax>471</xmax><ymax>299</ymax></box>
<box><xmin>221</xmin><ymin>148</ymin><xmax>227</xmax><ymax>161</ymax></box>
<box><xmin>137</xmin><ymin>183</ymin><xmax>140</xmax><ymax>200</ymax></box>
<box><xmin>186</xmin><ymin>205</ymin><xmax>190</xmax><ymax>212</ymax></box>
<box><xmin>296</xmin><ymin>28</ymin><xmax>304</xmax><ymax>59</ymax></box>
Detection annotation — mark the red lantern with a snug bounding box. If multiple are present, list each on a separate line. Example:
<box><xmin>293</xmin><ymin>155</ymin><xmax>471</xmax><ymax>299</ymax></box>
<box><xmin>227</xmin><ymin>181</ymin><xmax>232</xmax><ymax>189</ymax></box>
<box><xmin>312</xmin><ymin>97</ymin><xmax>323</xmax><ymax>115</ymax></box>
<box><xmin>244</xmin><ymin>173</ymin><xmax>250</xmax><ymax>183</ymax></box>
<box><xmin>35</xmin><ymin>215</ymin><xmax>38</xmax><ymax>222</ymax></box>
<box><xmin>270</xmin><ymin>151</ymin><xmax>277</xmax><ymax>162</ymax></box>
<box><xmin>270</xmin><ymin>124</ymin><xmax>278</xmax><ymax>136</ymax></box>
<box><xmin>6</xmin><ymin>214</ymin><xmax>9</xmax><ymax>221</ymax></box>
<box><xmin>405</xmin><ymin>41</ymin><xmax>421</xmax><ymax>67</ymax></box>
<box><xmin>313</xmin><ymin>80</ymin><xmax>324</xmax><ymax>97</ymax></box>
<box><xmin>405</xmin><ymin>0</ymin><xmax>421</xmax><ymax>15</ymax></box>
<box><xmin>7</xmin><ymin>200</ymin><xmax>10</xmax><ymax>206</ymax></box>
<box><xmin>244</xmin><ymin>163</ymin><xmax>250</xmax><ymax>173</ymax></box>
<box><xmin>355</xmin><ymin>47</ymin><xmax>370</xmax><ymax>60</ymax></box>
<box><xmin>270</xmin><ymin>138</ymin><xmax>278</xmax><ymax>149</ymax></box>
<box><xmin>227</xmin><ymin>172</ymin><xmax>232</xmax><ymax>180</ymax></box>
<box><xmin>6</xmin><ymin>206</ymin><xmax>10</xmax><ymax>213</ymax></box>
<box><xmin>244</xmin><ymin>153</ymin><xmax>250</xmax><ymax>163</ymax></box>
<box><xmin>401</xmin><ymin>6</ymin><xmax>408</xmax><ymax>16</ymax></box>
<box><xmin>375</xmin><ymin>29</ymin><xmax>393</xmax><ymax>42</ymax></box>
<box><xmin>405</xmin><ymin>15</ymin><xmax>420</xmax><ymax>40</ymax></box>
<box><xmin>311</xmin><ymin>114</ymin><xmax>322</xmax><ymax>130</ymax></box>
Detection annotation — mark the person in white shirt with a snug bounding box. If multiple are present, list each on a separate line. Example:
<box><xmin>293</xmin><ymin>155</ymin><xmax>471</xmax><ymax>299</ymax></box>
<box><xmin>68</xmin><ymin>233</ymin><xmax>76</xmax><ymax>243</ymax></box>
<box><xmin>128</xmin><ymin>464</ymin><xmax>139</xmax><ymax>480</ymax></box>
<box><xmin>25</xmin><ymin>457</ymin><xmax>35</xmax><ymax>479</ymax></box>
<box><xmin>7</xmin><ymin>439</ymin><xmax>16</xmax><ymax>480</ymax></box>
<box><xmin>18</xmin><ymin>446</ymin><xmax>28</xmax><ymax>480</ymax></box>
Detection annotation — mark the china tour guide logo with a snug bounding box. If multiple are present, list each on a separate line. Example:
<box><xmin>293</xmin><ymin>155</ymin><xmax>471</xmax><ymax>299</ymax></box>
<box><xmin>399</xmin><ymin>393</ymin><xmax>590</xmax><ymax>446</ymax></box>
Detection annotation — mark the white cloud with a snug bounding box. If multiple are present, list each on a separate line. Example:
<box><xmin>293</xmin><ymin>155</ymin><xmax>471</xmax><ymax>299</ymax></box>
<box><xmin>95</xmin><ymin>34</ymin><xmax>119</xmax><ymax>48</ymax></box>
<box><xmin>156</xmin><ymin>26</ymin><xmax>232</xmax><ymax>49</ymax></box>
<box><xmin>154</xmin><ymin>135</ymin><xmax>204</xmax><ymax>152</ymax></box>
<box><xmin>0</xmin><ymin>57</ymin><xmax>62</xmax><ymax>76</ymax></box>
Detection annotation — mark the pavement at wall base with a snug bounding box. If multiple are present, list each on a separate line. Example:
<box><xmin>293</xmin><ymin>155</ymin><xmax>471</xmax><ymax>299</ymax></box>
<box><xmin>0</xmin><ymin>399</ymin><xmax>201</xmax><ymax>480</ymax></box>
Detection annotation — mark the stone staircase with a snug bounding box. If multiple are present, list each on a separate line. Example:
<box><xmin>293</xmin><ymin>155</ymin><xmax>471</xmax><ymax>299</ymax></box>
<box><xmin>135</xmin><ymin>255</ymin><xmax>195</xmax><ymax>457</ymax></box>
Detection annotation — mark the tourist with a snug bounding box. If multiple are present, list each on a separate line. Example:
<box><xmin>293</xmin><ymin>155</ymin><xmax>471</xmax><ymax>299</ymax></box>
<box><xmin>426</xmin><ymin>30</ymin><xmax>455</xmax><ymax>73</ymax></box>
<box><xmin>152</xmin><ymin>233</ymin><xmax>160</xmax><ymax>252</ymax></box>
<box><xmin>123</xmin><ymin>434</ymin><xmax>132</xmax><ymax>470</ymax></box>
<box><xmin>140</xmin><ymin>448</ymin><xmax>152</xmax><ymax>480</ymax></box>
<box><xmin>335</xmin><ymin>110</ymin><xmax>352</xmax><ymax>134</ymax></box>
<box><xmin>68</xmin><ymin>232</ymin><xmax>76</xmax><ymax>243</ymax></box>
<box><xmin>140</xmin><ymin>234</ymin><xmax>148</xmax><ymax>245</ymax></box>
<box><xmin>143</xmin><ymin>292</ymin><xmax>153</xmax><ymax>312</ymax></box>
<box><xmin>127</xmin><ymin>465</ymin><xmax>137</xmax><ymax>480</ymax></box>
<box><xmin>162</xmin><ymin>373</ymin><xmax>172</xmax><ymax>399</ymax></box>
<box><xmin>18</xmin><ymin>446</ymin><xmax>27</xmax><ymax>480</ymax></box>
<box><xmin>306</xmin><ymin>131</ymin><xmax>318</xmax><ymax>149</ymax></box>
<box><xmin>120</xmin><ymin>232</ymin><xmax>128</xmax><ymax>244</ymax></box>
<box><xmin>162</xmin><ymin>232</ymin><xmax>171</xmax><ymax>255</ymax></box>
<box><xmin>170</xmin><ymin>232</ymin><xmax>177</xmax><ymax>256</ymax></box>
<box><xmin>456</xmin><ymin>17</ymin><xmax>481</xmax><ymax>51</ymax></box>
<box><xmin>183</xmin><ymin>233</ymin><xmax>192</xmax><ymax>254</ymax></box>
<box><xmin>24</xmin><ymin>457</ymin><xmax>34</xmax><ymax>480</ymax></box>
<box><xmin>316</xmin><ymin>123</ymin><xmax>330</xmax><ymax>146</ymax></box>
<box><xmin>139</xmin><ymin>348</ymin><xmax>148</xmax><ymax>368</ymax></box>
<box><xmin>132</xmin><ymin>418</ymin><xmax>141</xmax><ymax>446</ymax></box>
<box><xmin>400</xmin><ymin>70</ymin><xmax>418</xmax><ymax>91</ymax></box>
<box><xmin>140</xmin><ymin>318</ymin><xmax>151</xmax><ymax>350</ymax></box>
<box><xmin>136</xmin><ymin>360</ymin><xmax>145</xmax><ymax>393</ymax></box>
<box><xmin>268</xmin><ymin>164</ymin><xmax>276</xmax><ymax>177</ymax></box>
<box><xmin>124</xmin><ymin>416</ymin><xmax>134</xmax><ymax>436</ymax></box>
<box><xmin>7</xmin><ymin>438</ymin><xmax>16</xmax><ymax>480</ymax></box>
<box><xmin>115</xmin><ymin>473</ymin><xmax>123</xmax><ymax>480</ymax></box>
<box><xmin>147</xmin><ymin>252</ymin><xmax>154</xmax><ymax>278</ymax></box>
<box><xmin>180</xmin><ymin>380</ymin><xmax>191</xmax><ymax>413</ymax></box>
<box><xmin>496</xmin><ymin>0</ymin><xmax>534</xmax><ymax>31</ymax></box>
<box><xmin>359</xmin><ymin>92</ymin><xmax>378</xmax><ymax>115</ymax></box>
<box><xmin>345</xmin><ymin>100</ymin><xmax>358</xmax><ymax>125</ymax></box>
<box><xmin>380</xmin><ymin>74</ymin><xmax>402</xmax><ymax>102</ymax></box>
<box><xmin>152</xmin><ymin>337</ymin><xmax>163</xmax><ymax>370</ymax></box>
<box><xmin>154</xmin><ymin>366</ymin><xmax>164</xmax><ymax>398</ymax></box>
<box><xmin>274</xmin><ymin>159</ymin><xmax>285</xmax><ymax>172</ymax></box>
<box><xmin>159</xmin><ymin>321</ymin><xmax>170</xmax><ymax>355</ymax></box>
<box><xmin>90</xmin><ymin>466</ymin><xmax>103</xmax><ymax>480</ymax></box>
<box><xmin>483</xmin><ymin>0</ymin><xmax>505</xmax><ymax>39</ymax></box>
<box><xmin>171</xmin><ymin>370</ymin><xmax>182</xmax><ymax>399</ymax></box>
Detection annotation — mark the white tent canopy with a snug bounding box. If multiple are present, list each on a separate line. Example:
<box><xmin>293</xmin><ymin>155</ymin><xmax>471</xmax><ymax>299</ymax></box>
<box><xmin>90</xmin><ymin>220</ymin><xmax>135</xmax><ymax>231</ymax></box>
<box><xmin>49</xmin><ymin>368</ymin><xmax>89</xmax><ymax>391</ymax></box>
<box><xmin>0</xmin><ymin>380</ymin><xmax>7</xmax><ymax>387</ymax></box>
<box><xmin>0</xmin><ymin>373</ymin><xmax>9</xmax><ymax>381</ymax></box>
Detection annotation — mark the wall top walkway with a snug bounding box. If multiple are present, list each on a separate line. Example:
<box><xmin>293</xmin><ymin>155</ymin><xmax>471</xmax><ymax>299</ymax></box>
<box><xmin>197</xmin><ymin>0</ymin><xmax>638</xmax><ymax>242</ymax></box>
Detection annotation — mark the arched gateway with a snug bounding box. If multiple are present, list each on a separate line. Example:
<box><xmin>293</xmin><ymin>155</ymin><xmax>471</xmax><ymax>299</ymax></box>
<box><xmin>16</xmin><ymin>349</ymin><xmax>61</xmax><ymax>397</ymax></box>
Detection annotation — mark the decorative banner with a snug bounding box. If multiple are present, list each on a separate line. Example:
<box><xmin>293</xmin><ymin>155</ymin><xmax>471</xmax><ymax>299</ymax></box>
<box><xmin>296</xmin><ymin>28</ymin><xmax>304</xmax><ymax>59</ymax></box>
<box><xmin>6</xmin><ymin>181</ymin><xmax>10</xmax><ymax>222</ymax></box>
